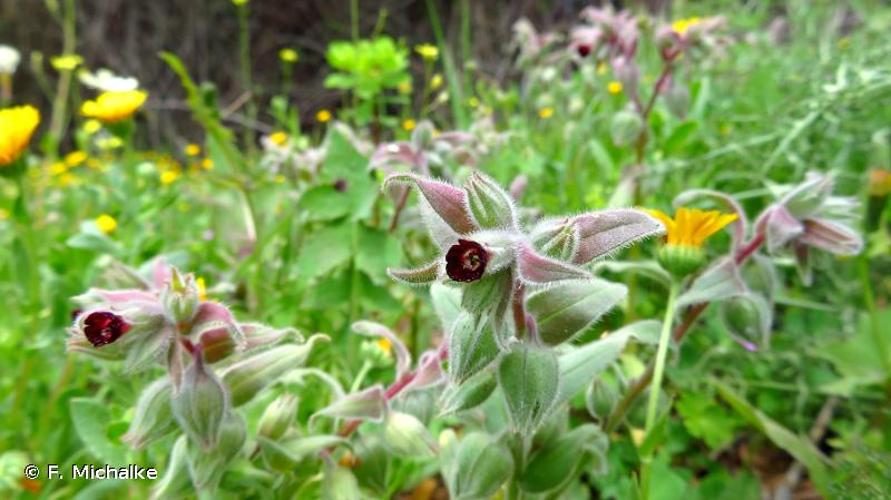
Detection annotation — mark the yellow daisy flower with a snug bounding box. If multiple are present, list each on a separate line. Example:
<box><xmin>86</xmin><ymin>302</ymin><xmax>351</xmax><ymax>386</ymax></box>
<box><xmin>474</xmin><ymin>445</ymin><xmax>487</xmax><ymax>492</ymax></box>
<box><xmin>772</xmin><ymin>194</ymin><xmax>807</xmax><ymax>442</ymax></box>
<box><xmin>82</xmin><ymin>119</ymin><xmax>102</xmax><ymax>135</ymax></box>
<box><xmin>81</xmin><ymin>90</ymin><xmax>148</xmax><ymax>123</ymax></box>
<box><xmin>64</xmin><ymin>150</ymin><xmax>88</xmax><ymax>167</ymax></box>
<box><xmin>279</xmin><ymin>48</ymin><xmax>299</xmax><ymax>63</ymax></box>
<box><xmin>538</xmin><ymin>107</ymin><xmax>554</xmax><ymax>119</ymax></box>
<box><xmin>95</xmin><ymin>214</ymin><xmax>118</xmax><ymax>234</ymax></box>
<box><xmin>414</xmin><ymin>43</ymin><xmax>439</xmax><ymax>61</ymax></box>
<box><xmin>316</xmin><ymin>109</ymin><xmax>332</xmax><ymax>123</ymax></box>
<box><xmin>268</xmin><ymin>131</ymin><xmax>288</xmax><ymax>147</ymax></box>
<box><xmin>671</xmin><ymin>17</ymin><xmax>702</xmax><ymax>36</ymax></box>
<box><xmin>200</xmin><ymin>158</ymin><xmax>214</xmax><ymax>170</ymax></box>
<box><xmin>184</xmin><ymin>143</ymin><xmax>201</xmax><ymax>157</ymax></box>
<box><xmin>0</xmin><ymin>105</ymin><xmax>40</xmax><ymax>167</ymax></box>
<box><xmin>646</xmin><ymin>207</ymin><xmax>737</xmax><ymax>248</ymax></box>
<box><xmin>607</xmin><ymin>81</ymin><xmax>623</xmax><ymax>95</ymax></box>
<box><xmin>430</xmin><ymin>73</ymin><xmax>443</xmax><ymax>90</ymax></box>
<box><xmin>402</xmin><ymin>118</ymin><xmax>416</xmax><ymax>131</ymax></box>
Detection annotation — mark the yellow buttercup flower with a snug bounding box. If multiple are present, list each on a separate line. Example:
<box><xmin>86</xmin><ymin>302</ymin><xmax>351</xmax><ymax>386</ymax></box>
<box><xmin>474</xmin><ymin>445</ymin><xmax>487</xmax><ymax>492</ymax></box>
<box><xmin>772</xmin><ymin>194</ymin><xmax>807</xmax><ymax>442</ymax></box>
<box><xmin>316</xmin><ymin>109</ymin><xmax>332</xmax><ymax>123</ymax></box>
<box><xmin>538</xmin><ymin>107</ymin><xmax>554</xmax><ymax>119</ymax></box>
<box><xmin>82</xmin><ymin>119</ymin><xmax>102</xmax><ymax>135</ymax></box>
<box><xmin>415</xmin><ymin>43</ymin><xmax>439</xmax><ymax>61</ymax></box>
<box><xmin>279</xmin><ymin>48</ymin><xmax>299</xmax><ymax>63</ymax></box>
<box><xmin>160</xmin><ymin>170</ymin><xmax>181</xmax><ymax>185</ymax></box>
<box><xmin>184</xmin><ymin>143</ymin><xmax>201</xmax><ymax>157</ymax></box>
<box><xmin>268</xmin><ymin>131</ymin><xmax>288</xmax><ymax>146</ymax></box>
<box><xmin>402</xmin><ymin>118</ymin><xmax>416</xmax><ymax>131</ymax></box>
<box><xmin>200</xmin><ymin>158</ymin><xmax>214</xmax><ymax>170</ymax></box>
<box><xmin>671</xmin><ymin>17</ymin><xmax>702</xmax><ymax>36</ymax></box>
<box><xmin>647</xmin><ymin>207</ymin><xmax>737</xmax><ymax>248</ymax></box>
<box><xmin>81</xmin><ymin>90</ymin><xmax>148</xmax><ymax>123</ymax></box>
<box><xmin>430</xmin><ymin>73</ymin><xmax>443</xmax><ymax>90</ymax></box>
<box><xmin>607</xmin><ymin>80</ymin><xmax>623</xmax><ymax>95</ymax></box>
<box><xmin>65</xmin><ymin>150</ymin><xmax>87</xmax><ymax>167</ymax></box>
<box><xmin>95</xmin><ymin>214</ymin><xmax>118</xmax><ymax>234</ymax></box>
<box><xmin>51</xmin><ymin>54</ymin><xmax>83</xmax><ymax>71</ymax></box>
<box><xmin>0</xmin><ymin>105</ymin><xmax>40</xmax><ymax>166</ymax></box>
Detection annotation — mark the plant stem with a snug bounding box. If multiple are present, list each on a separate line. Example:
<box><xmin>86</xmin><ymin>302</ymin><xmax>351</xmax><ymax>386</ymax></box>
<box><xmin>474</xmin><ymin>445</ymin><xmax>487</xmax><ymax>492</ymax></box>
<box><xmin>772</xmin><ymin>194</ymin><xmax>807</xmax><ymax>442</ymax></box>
<box><xmin>604</xmin><ymin>233</ymin><xmax>767</xmax><ymax>433</ymax></box>
<box><xmin>639</xmin><ymin>281</ymin><xmax>679</xmax><ymax>499</ymax></box>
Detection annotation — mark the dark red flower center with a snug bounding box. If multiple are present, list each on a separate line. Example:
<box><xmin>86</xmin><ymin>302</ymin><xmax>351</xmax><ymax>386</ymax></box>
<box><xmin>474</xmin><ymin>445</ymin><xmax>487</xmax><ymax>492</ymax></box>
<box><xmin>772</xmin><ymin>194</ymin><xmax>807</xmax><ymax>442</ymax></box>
<box><xmin>83</xmin><ymin>311</ymin><xmax>131</xmax><ymax>347</ymax></box>
<box><xmin>576</xmin><ymin>44</ymin><xmax>592</xmax><ymax>57</ymax></box>
<box><xmin>446</xmin><ymin>239</ymin><xmax>489</xmax><ymax>282</ymax></box>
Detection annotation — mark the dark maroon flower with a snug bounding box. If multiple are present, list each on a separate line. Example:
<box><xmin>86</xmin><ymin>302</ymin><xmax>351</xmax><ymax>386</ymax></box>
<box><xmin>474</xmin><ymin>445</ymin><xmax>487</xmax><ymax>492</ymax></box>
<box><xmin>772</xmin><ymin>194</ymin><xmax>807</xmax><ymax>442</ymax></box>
<box><xmin>576</xmin><ymin>43</ymin><xmax>592</xmax><ymax>57</ymax></box>
<box><xmin>334</xmin><ymin>178</ymin><xmax>349</xmax><ymax>192</ymax></box>
<box><xmin>445</xmin><ymin>239</ymin><xmax>489</xmax><ymax>282</ymax></box>
<box><xmin>83</xmin><ymin>311</ymin><xmax>131</xmax><ymax>347</ymax></box>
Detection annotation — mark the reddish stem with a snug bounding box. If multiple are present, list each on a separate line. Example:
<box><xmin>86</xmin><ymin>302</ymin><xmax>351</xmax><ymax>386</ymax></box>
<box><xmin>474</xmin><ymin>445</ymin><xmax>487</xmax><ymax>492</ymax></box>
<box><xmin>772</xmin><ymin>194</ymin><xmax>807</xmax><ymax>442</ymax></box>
<box><xmin>336</xmin><ymin>345</ymin><xmax>449</xmax><ymax>439</ymax></box>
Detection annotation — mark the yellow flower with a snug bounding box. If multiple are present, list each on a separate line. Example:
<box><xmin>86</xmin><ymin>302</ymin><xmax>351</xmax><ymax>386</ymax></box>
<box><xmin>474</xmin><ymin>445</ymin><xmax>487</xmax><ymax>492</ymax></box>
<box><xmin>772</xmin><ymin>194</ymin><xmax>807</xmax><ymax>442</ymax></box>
<box><xmin>646</xmin><ymin>207</ymin><xmax>737</xmax><ymax>248</ymax></box>
<box><xmin>196</xmin><ymin>277</ymin><xmax>208</xmax><ymax>301</ymax></box>
<box><xmin>402</xmin><ymin>118</ymin><xmax>416</xmax><ymax>131</ymax></box>
<box><xmin>96</xmin><ymin>136</ymin><xmax>123</xmax><ymax>150</ymax></box>
<box><xmin>268</xmin><ymin>131</ymin><xmax>288</xmax><ymax>146</ymax></box>
<box><xmin>82</xmin><ymin>119</ymin><xmax>102</xmax><ymax>135</ymax></box>
<box><xmin>65</xmin><ymin>150</ymin><xmax>87</xmax><ymax>167</ymax></box>
<box><xmin>49</xmin><ymin>162</ymin><xmax>67</xmax><ymax>176</ymax></box>
<box><xmin>671</xmin><ymin>17</ymin><xmax>702</xmax><ymax>36</ymax></box>
<box><xmin>538</xmin><ymin>107</ymin><xmax>554</xmax><ymax>119</ymax></box>
<box><xmin>200</xmin><ymin>158</ymin><xmax>214</xmax><ymax>170</ymax></box>
<box><xmin>607</xmin><ymin>80</ymin><xmax>623</xmax><ymax>95</ymax></box>
<box><xmin>397</xmin><ymin>80</ymin><xmax>413</xmax><ymax>95</ymax></box>
<box><xmin>430</xmin><ymin>73</ymin><xmax>443</xmax><ymax>90</ymax></box>
<box><xmin>95</xmin><ymin>214</ymin><xmax>118</xmax><ymax>234</ymax></box>
<box><xmin>184</xmin><ymin>143</ymin><xmax>201</xmax><ymax>157</ymax></box>
<box><xmin>0</xmin><ymin>105</ymin><xmax>40</xmax><ymax>166</ymax></box>
<box><xmin>279</xmin><ymin>48</ymin><xmax>299</xmax><ymax>63</ymax></box>
<box><xmin>160</xmin><ymin>170</ymin><xmax>181</xmax><ymax>185</ymax></box>
<box><xmin>316</xmin><ymin>109</ymin><xmax>332</xmax><ymax>123</ymax></box>
<box><xmin>81</xmin><ymin>90</ymin><xmax>148</xmax><ymax>123</ymax></box>
<box><xmin>467</xmin><ymin>96</ymin><xmax>480</xmax><ymax>108</ymax></box>
<box><xmin>376</xmin><ymin>337</ymin><xmax>393</xmax><ymax>356</ymax></box>
<box><xmin>50</xmin><ymin>54</ymin><xmax>83</xmax><ymax>71</ymax></box>
<box><xmin>596</xmin><ymin>62</ymin><xmax>609</xmax><ymax>76</ymax></box>
<box><xmin>414</xmin><ymin>43</ymin><xmax>439</xmax><ymax>61</ymax></box>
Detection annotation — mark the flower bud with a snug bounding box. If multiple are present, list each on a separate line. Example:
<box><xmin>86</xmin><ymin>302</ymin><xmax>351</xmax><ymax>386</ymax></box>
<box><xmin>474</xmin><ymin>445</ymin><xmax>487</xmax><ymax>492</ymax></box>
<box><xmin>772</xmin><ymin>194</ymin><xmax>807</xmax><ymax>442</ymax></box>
<box><xmin>663</xmin><ymin>77</ymin><xmax>690</xmax><ymax>119</ymax></box>
<box><xmin>221</xmin><ymin>334</ymin><xmax>328</xmax><ymax>406</ymax></box>
<box><xmin>161</xmin><ymin>268</ymin><xmax>200</xmax><ymax>325</ymax></box>
<box><xmin>610</xmin><ymin>109</ymin><xmax>644</xmax><ymax>146</ymax></box>
<box><xmin>657</xmin><ymin>244</ymin><xmax>705</xmax><ymax>277</ymax></box>
<box><xmin>382</xmin><ymin>411</ymin><xmax>437</xmax><ymax>458</ymax></box>
<box><xmin>187</xmin><ymin>411</ymin><xmax>246</xmax><ymax>490</ymax></box>
<box><xmin>439</xmin><ymin>370</ymin><xmax>497</xmax><ymax>415</ymax></box>
<box><xmin>171</xmin><ymin>348</ymin><xmax>229</xmax><ymax>450</ymax></box>
<box><xmin>586</xmin><ymin>378</ymin><xmax>619</xmax><ymax>422</ymax></box>
<box><xmin>464</xmin><ymin>171</ymin><xmax>517</xmax><ymax>230</ymax></box>
<box><xmin>258</xmin><ymin>394</ymin><xmax>298</xmax><ymax>441</ymax></box>
<box><xmin>442</xmin><ymin>432</ymin><xmax>513</xmax><ymax>499</ymax></box>
<box><xmin>122</xmin><ymin>378</ymin><xmax>176</xmax><ymax>449</ymax></box>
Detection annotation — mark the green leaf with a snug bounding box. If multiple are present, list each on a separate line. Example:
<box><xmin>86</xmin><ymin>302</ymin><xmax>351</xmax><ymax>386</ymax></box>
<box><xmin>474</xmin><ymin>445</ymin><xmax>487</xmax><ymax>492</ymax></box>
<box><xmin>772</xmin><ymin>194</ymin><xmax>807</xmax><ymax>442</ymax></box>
<box><xmin>355</xmin><ymin>225</ymin><xmax>402</xmax><ymax>285</ymax></box>
<box><xmin>520</xmin><ymin>424</ymin><xmax>606</xmax><ymax>494</ymax></box>
<box><xmin>70</xmin><ymin>398</ymin><xmax>125</xmax><ymax>465</ymax></box>
<box><xmin>525</xmin><ymin>278</ymin><xmax>627</xmax><ymax>346</ymax></box>
<box><xmin>557</xmin><ymin>320</ymin><xmax>660</xmax><ymax>406</ymax></box>
<box><xmin>298</xmin><ymin>185</ymin><xmax>353</xmax><ymax>222</ymax></box>
<box><xmin>711</xmin><ymin>379</ymin><xmax>831</xmax><ymax>495</ymax></box>
<box><xmin>319</xmin><ymin>129</ymin><xmax>376</xmax><ymax>220</ymax></box>
<box><xmin>497</xmin><ymin>344</ymin><xmax>559</xmax><ymax>434</ymax></box>
<box><xmin>296</xmin><ymin>222</ymin><xmax>353</xmax><ymax>285</ymax></box>
<box><xmin>664</xmin><ymin>121</ymin><xmax>699</xmax><ymax>154</ymax></box>
<box><xmin>676</xmin><ymin>392</ymin><xmax>742</xmax><ymax>450</ymax></box>
<box><xmin>448</xmin><ymin>312</ymin><xmax>500</xmax><ymax>384</ymax></box>
<box><xmin>815</xmin><ymin>309</ymin><xmax>891</xmax><ymax>394</ymax></box>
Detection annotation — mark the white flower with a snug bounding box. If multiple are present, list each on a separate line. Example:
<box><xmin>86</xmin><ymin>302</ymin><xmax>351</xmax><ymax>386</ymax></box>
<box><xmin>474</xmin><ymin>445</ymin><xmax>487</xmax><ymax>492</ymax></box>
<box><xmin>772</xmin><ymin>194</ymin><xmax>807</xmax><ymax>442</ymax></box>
<box><xmin>78</xmin><ymin>68</ymin><xmax>139</xmax><ymax>92</ymax></box>
<box><xmin>0</xmin><ymin>45</ymin><xmax>21</xmax><ymax>75</ymax></box>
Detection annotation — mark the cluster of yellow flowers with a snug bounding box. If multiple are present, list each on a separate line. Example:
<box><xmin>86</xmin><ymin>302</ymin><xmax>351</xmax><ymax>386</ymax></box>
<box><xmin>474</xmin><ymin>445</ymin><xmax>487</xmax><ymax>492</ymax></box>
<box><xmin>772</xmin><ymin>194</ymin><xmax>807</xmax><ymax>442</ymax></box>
<box><xmin>671</xmin><ymin>16</ymin><xmax>702</xmax><ymax>36</ymax></box>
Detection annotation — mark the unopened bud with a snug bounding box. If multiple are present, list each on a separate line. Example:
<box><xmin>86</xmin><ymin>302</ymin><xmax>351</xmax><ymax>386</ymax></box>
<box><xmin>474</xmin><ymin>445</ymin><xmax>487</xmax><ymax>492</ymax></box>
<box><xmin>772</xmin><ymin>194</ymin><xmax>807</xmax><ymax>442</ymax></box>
<box><xmin>258</xmin><ymin>394</ymin><xmax>298</xmax><ymax>440</ymax></box>
<box><xmin>161</xmin><ymin>268</ymin><xmax>199</xmax><ymax>324</ymax></box>
<box><xmin>122</xmin><ymin>378</ymin><xmax>176</xmax><ymax>449</ymax></box>
<box><xmin>187</xmin><ymin>411</ymin><xmax>246</xmax><ymax>490</ymax></box>
<box><xmin>442</xmin><ymin>432</ymin><xmax>513</xmax><ymax>500</ymax></box>
<box><xmin>171</xmin><ymin>348</ymin><xmax>229</xmax><ymax>450</ymax></box>
<box><xmin>464</xmin><ymin>171</ymin><xmax>517</xmax><ymax>230</ymax></box>
<box><xmin>222</xmin><ymin>334</ymin><xmax>328</xmax><ymax>406</ymax></box>
<box><xmin>586</xmin><ymin>379</ymin><xmax>619</xmax><ymax>422</ymax></box>
<box><xmin>382</xmin><ymin>411</ymin><xmax>437</xmax><ymax>458</ymax></box>
<box><xmin>610</xmin><ymin>109</ymin><xmax>643</xmax><ymax>146</ymax></box>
